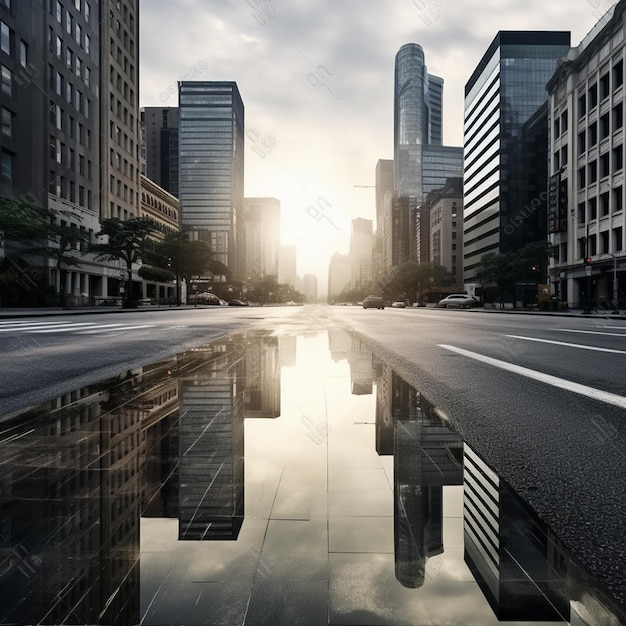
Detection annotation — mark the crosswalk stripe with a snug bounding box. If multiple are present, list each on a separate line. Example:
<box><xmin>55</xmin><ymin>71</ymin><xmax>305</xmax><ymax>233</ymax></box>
<box><xmin>77</xmin><ymin>324</ymin><xmax>156</xmax><ymax>334</ymax></box>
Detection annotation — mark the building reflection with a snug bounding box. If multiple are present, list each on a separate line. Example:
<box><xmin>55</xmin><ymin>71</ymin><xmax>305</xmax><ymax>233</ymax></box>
<box><xmin>391</xmin><ymin>378</ymin><xmax>463</xmax><ymax>588</ymax></box>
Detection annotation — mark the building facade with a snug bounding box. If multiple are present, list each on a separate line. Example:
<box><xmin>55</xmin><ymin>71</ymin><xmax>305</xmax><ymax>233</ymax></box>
<box><xmin>327</xmin><ymin>252</ymin><xmax>351</xmax><ymax>302</ymax></box>
<box><xmin>243</xmin><ymin>197</ymin><xmax>280</xmax><ymax>281</ymax></box>
<box><xmin>463</xmin><ymin>31</ymin><xmax>571</xmax><ymax>286</ymax></box>
<box><xmin>547</xmin><ymin>2</ymin><xmax>626</xmax><ymax>309</ymax></box>
<box><xmin>1</xmin><ymin>0</ymin><xmax>141</xmax><ymax>305</ymax></box>
<box><xmin>392</xmin><ymin>44</ymin><xmax>462</xmax><ymax>267</ymax></box>
<box><xmin>178</xmin><ymin>81</ymin><xmax>245</xmax><ymax>283</ymax></box>
<box><xmin>141</xmin><ymin>106</ymin><xmax>179</xmax><ymax>197</ymax></box>
<box><xmin>427</xmin><ymin>177</ymin><xmax>463</xmax><ymax>286</ymax></box>
<box><xmin>349</xmin><ymin>217</ymin><xmax>375</xmax><ymax>290</ymax></box>
<box><xmin>375</xmin><ymin>159</ymin><xmax>394</xmax><ymax>272</ymax></box>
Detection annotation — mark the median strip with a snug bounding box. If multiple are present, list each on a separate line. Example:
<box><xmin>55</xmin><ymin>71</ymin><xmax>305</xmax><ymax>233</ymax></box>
<box><xmin>438</xmin><ymin>344</ymin><xmax>626</xmax><ymax>409</ymax></box>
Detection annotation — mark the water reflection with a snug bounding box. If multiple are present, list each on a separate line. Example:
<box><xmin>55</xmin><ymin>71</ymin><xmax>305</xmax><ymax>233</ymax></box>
<box><xmin>0</xmin><ymin>329</ymin><xmax>624</xmax><ymax>625</ymax></box>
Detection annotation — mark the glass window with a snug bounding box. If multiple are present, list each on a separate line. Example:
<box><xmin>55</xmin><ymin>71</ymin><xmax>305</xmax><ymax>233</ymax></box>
<box><xmin>588</xmin><ymin>83</ymin><xmax>598</xmax><ymax>109</ymax></box>
<box><xmin>1</xmin><ymin>64</ymin><xmax>11</xmax><ymax>95</ymax></box>
<box><xmin>613</xmin><ymin>102</ymin><xmax>623</xmax><ymax>130</ymax></box>
<box><xmin>601</xmin><ymin>191</ymin><xmax>610</xmax><ymax>216</ymax></box>
<box><xmin>19</xmin><ymin>40</ymin><xmax>27</xmax><ymax>67</ymax></box>
<box><xmin>0</xmin><ymin>149</ymin><xmax>11</xmax><ymax>180</ymax></box>
<box><xmin>600</xmin><ymin>152</ymin><xmax>610</xmax><ymax>178</ymax></box>
<box><xmin>600</xmin><ymin>72</ymin><xmax>610</xmax><ymax>100</ymax></box>
<box><xmin>1</xmin><ymin>21</ymin><xmax>10</xmax><ymax>55</ymax></box>
<box><xmin>614</xmin><ymin>226</ymin><xmax>623</xmax><ymax>251</ymax></box>
<box><xmin>1</xmin><ymin>106</ymin><xmax>12</xmax><ymax>137</ymax></box>
<box><xmin>613</xmin><ymin>59</ymin><xmax>624</xmax><ymax>89</ymax></box>
<box><xmin>613</xmin><ymin>145</ymin><xmax>623</xmax><ymax>172</ymax></box>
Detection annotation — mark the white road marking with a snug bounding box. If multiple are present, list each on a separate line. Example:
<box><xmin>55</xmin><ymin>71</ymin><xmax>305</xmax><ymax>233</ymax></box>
<box><xmin>0</xmin><ymin>321</ymin><xmax>97</xmax><ymax>332</ymax></box>
<box><xmin>27</xmin><ymin>323</ymin><xmax>101</xmax><ymax>333</ymax></box>
<box><xmin>77</xmin><ymin>324</ymin><xmax>156</xmax><ymax>334</ymax></box>
<box><xmin>555</xmin><ymin>329</ymin><xmax>626</xmax><ymax>337</ymax></box>
<box><xmin>505</xmin><ymin>334</ymin><xmax>626</xmax><ymax>354</ymax></box>
<box><xmin>438</xmin><ymin>344</ymin><xmax>626</xmax><ymax>409</ymax></box>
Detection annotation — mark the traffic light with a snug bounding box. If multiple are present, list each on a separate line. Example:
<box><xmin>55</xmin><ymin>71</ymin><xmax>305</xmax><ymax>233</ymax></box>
<box><xmin>584</xmin><ymin>257</ymin><xmax>592</xmax><ymax>265</ymax></box>
<box><xmin>531</xmin><ymin>265</ymin><xmax>538</xmax><ymax>272</ymax></box>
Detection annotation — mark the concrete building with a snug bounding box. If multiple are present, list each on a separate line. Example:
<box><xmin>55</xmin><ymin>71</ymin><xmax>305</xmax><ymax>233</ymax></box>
<box><xmin>463</xmin><ymin>31</ymin><xmax>571</xmax><ymax>288</ymax></box>
<box><xmin>300</xmin><ymin>273</ymin><xmax>318</xmax><ymax>303</ymax></box>
<box><xmin>349</xmin><ymin>217</ymin><xmax>375</xmax><ymax>290</ymax></box>
<box><xmin>427</xmin><ymin>178</ymin><xmax>464</xmax><ymax>286</ymax></box>
<box><xmin>0</xmin><ymin>0</ymin><xmax>140</xmax><ymax>304</ymax></box>
<box><xmin>278</xmin><ymin>244</ymin><xmax>296</xmax><ymax>288</ymax></box>
<box><xmin>141</xmin><ymin>106</ymin><xmax>180</xmax><ymax>197</ymax></box>
<box><xmin>243</xmin><ymin>197</ymin><xmax>280</xmax><ymax>282</ymax></box>
<box><xmin>327</xmin><ymin>252</ymin><xmax>351</xmax><ymax>302</ymax></box>
<box><xmin>547</xmin><ymin>2</ymin><xmax>626</xmax><ymax>309</ymax></box>
<box><xmin>375</xmin><ymin>159</ymin><xmax>394</xmax><ymax>272</ymax></box>
<box><xmin>178</xmin><ymin>81</ymin><xmax>245</xmax><ymax>283</ymax></box>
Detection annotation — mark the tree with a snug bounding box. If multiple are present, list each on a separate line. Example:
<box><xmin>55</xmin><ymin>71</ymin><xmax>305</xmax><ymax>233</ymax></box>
<box><xmin>90</xmin><ymin>217</ymin><xmax>157</xmax><ymax>307</ymax></box>
<box><xmin>0</xmin><ymin>196</ymin><xmax>48</xmax><ymax>245</ymax></box>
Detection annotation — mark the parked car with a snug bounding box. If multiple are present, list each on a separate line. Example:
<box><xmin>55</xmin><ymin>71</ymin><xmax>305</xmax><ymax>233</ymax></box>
<box><xmin>437</xmin><ymin>294</ymin><xmax>479</xmax><ymax>309</ymax></box>
<box><xmin>391</xmin><ymin>301</ymin><xmax>406</xmax><ymax>308</ymax></box>
<box><xmin>228</xmin><ymin>299</ymin><xmax>249</xmax><ymax>306</ymax></box>
<box><xmin>362</xmin><ymin>295</ymin><xmax>385</xmax><ymax>309</ymax></box>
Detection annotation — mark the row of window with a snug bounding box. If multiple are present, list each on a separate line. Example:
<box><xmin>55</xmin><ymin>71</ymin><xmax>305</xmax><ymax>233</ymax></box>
<box><xmin>50</xmin><ymin>30</ymin><xmax>92</xmax><ymax>89</ymax></box>
<box><xmin>51</xmin><ymin>68</ymin><xmax>91</xmax><ymax>118</ymax></box>
<box><xmin>109</xmin><ymin>147</ymin><xmax>136</xmax><ymax>181</ymax></box>
<box><xmin>578</xmin><ymin>59</ymin><xmax>624</xmax><ymax>120</ymax></box>
<box><xmin>1</xmin><ymin>20</ymin><xmax>28</xmax><ymax>66</ymax></box>
<box><xmin>577</xmin><ymin>146</ymin><xmax>624</xmax><ymax>187</ymax></box>
<box><xmin>574</xmin><ymin>226</ymin><xmax>624</xmax><ymax>258</ymax></box>
<box><xmin>49</xmin><ymin>172</ymin><xmax>93</xmax><ymax>210</ymax></box>
<box><xmin>140</xmin><ymin>192</ymin><xmax>178</xmax><ymax>221</ymax></box>
<box><xmin>50</xmin><ymin>0</ymin><xmax>91</xmax><ymax>27</ymax></box>
<box><xmin>577</xmin><ymin>186</ymin><xmax>624</xmax><ymax>222</ymax></box>
<box><xmin>50</xmin><ymin>104</ymin><xmax>92</xmax><ymax>149</ymax></box>
<box><xmin>49</xmin><ymin>136</ymin><xmax>92</xmax><ymax>179</ymax></box>
<box><xmin>109</xmin><ymin>91</ymin><xmax>137</xmax><ymax>137</ymax></box>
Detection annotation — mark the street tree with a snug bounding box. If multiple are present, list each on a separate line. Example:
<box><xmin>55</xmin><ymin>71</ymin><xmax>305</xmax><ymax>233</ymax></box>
<box><xmin>90</xmin><ymin>217</ymin><xmax>157</xmax><ymax>307</ymax></box>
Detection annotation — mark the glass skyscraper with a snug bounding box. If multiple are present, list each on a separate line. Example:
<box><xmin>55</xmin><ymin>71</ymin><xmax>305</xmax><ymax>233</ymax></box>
<box><xmin>392</xmin><ymin>44</ymin><xmax>462</xmax><ymax>265</ymax></box>
<box><xmin>463</xmin><ymin>31</ymin><xmax>571</xmax><ymax>283</ymax></box>
<box><xmin>178</xmin><ymin>81</ymin><xmax>245</xmax><ymax>283</ymax></box>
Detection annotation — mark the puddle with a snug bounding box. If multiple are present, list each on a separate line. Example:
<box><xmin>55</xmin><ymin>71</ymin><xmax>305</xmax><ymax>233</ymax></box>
<box><xmin>0</xmin><ymin>329</ymin><xmax>623</xmax><ymax>625</ymax></box>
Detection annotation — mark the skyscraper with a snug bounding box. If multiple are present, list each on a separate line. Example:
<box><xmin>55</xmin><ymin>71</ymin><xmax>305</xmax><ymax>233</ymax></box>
<box><xmin>141</xmin><ymin>106</ymin><xmax>180</xmax><ymax>197</ymax></box>
<box><xmin>0</xmin><ymin>0</ymin><xmax>139</xmax><ymax>303</ymax></box>
<box><xmin>178</xmin><ymin>81</ymin><xmax>245</xmax><ymax>283</ymax></box>
<box><xmin>243</xmin><ymin>197</ymin><xmax>280</xmax><ymax>281</ymax></box>
<box><xmin>463</xmin><ymin>31</ymin><xmax>571</xmax><ymax>285</ymax></box>
<box><xmin>392</xmin><ymin>44</ymin><xmax>462</xmax><ymax>266</ymax></box>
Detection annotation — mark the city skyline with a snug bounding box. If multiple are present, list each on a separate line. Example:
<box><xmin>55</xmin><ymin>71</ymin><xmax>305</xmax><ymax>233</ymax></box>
<box><xmin>139</xmin><ymin>1</ymin><xmax>614</xmax><ymax>291</ymax></box>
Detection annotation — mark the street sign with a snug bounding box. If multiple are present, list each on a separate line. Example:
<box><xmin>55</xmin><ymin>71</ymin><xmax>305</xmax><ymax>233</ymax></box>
<box><xmin>585</xmin><ymin>265</ymin><xmax>592</xmax><ymax>277</ymax></box>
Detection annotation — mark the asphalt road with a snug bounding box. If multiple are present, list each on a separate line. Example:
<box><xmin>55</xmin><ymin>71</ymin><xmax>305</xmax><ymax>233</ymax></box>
<box><xmin>1</xmin><ymin>303</ymin><xmax>625</xmax><ymax>611</ymax></box>
<box><xmin>0</xmin><ymin>305</ymin><xmax>305</xmax><ymax>418</ymax></box>
<box><xmin>326</xmin><ymin>304</ymin><xmax>626</xmax><ymax>611</ymax></box>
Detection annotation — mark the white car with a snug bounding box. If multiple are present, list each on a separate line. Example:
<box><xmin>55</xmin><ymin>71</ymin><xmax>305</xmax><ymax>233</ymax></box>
<box><xmin>437</xmin><ymin>294</ymin><xmax>478</xmax><ymax>309</ymax></box>
<box><xmin>391</xmin><ymin>301</ymin><xmax>406</xmax><ymax>308</ymax></box>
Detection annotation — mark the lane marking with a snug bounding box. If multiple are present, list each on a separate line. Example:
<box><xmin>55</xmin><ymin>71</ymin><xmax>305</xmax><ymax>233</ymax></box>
<box><xmin>505</xmin><ymin>334</ymin><xmax>626</xmax><ymax>354</ymax></box>
<box><xmin>438</xmin><ymin>344</ymin><xmax>626</xmax><ymax>409</ymax></box>
<box><xmin>555</xmin><ymin>329</ymin><xmax>626</xmax><ymax>338</ymax></box>
<box><xmin>0</xmin><ymin>322</ymin><xmax>95</xmax><ymax>332</ymax></box>
<box><xmin>27</xmin><ymin>324</ymin><xmax>100</xmax><ymax>333</ymax></box>
<box><xmin>77</xmin><ymin>324</ymin><xmax>156</xmax><ymax>334</ymax></box>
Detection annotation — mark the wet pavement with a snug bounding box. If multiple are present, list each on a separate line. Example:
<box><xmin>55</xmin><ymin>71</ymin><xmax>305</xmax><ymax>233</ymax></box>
<box><xmin>0</xmin><ymin>327</ymin><xmax>624</xmax><ymax>625</ymax></box>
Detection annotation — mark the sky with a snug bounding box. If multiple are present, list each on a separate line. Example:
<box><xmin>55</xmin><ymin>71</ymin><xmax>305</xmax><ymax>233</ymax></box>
<box><xmin>139</xmin><ymin>0</ymin><xmax>616</xmax><ymax>293</ymax></box>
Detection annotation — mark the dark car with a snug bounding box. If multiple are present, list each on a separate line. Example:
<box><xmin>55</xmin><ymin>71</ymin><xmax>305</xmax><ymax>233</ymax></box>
<box><xmin>362</xmin><ymin>295</ymin><xmax>385</xmax><ymax>309</ymax></box>
<box><xmin>228</xmin><ymin>299</ymin><xmax>249</xmax><ymax>306</ymax></box>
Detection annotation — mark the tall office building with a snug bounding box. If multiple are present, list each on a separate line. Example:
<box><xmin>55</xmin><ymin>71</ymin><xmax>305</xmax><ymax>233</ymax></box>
<box><xmin>0</xmin><ymin>0</ymin><xmax>139</xmax><ymax>301</ymax></box>
<box><xmin>141</xmin><ymin>106</ymin><xmax>180</xmax><ymax>197</ymax></box>
<box><xmin>392</xmin><ymin>44</ymin><xmax>462</xmax><ymax>266</ymax></box>
<box><xmin>243</xmin><ymin>197</ymin><xmax>280</xmax><ymax>281</ymax></box>
<box><xmin>278</xmin><ymin>244</ymin><xmax>296</xmax><ymax>288</ymax></box>
<box><xmin>375</xmin><ymin>159</ymin><xmax>394</xmax><ymax>272</ymax></box>
<box><xmin>178</xmin><ymin>81</ymin><xmax>245</xmax><ymax>283</ymax></box>
<box><xmin>463</xmin><ymin>31</ymin><xmax>571</xmax><ymax>285</ymax></box>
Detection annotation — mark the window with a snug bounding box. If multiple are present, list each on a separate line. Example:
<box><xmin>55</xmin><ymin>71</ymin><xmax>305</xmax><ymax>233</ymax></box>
<box><xmin>578</xmin><ymin>92</ymin><xmax>586</xmax><ymax>119</ymax></box>
<box><xmin>19</xmin><ymin>40</ymin><xmax>27</xmax><ymax>67</ymax></box>
<box><xmin>588</xmin><ymin>83</ymin><xmax>598</xmax><ymax>109</ymax></box>
<box><xmin>578</xmin><ymin>130</ymin><xmax>586</xmax><ymax>155</ymax></box>
<box><xmin>613</xmin><ymin>185</ymin><xmax>623</xmax><ymax>212</ymax></box>
<box><xmin>600</xmin><ymin>72</ymin><xmax>610</xmax><ymax>100</ymax></box>
<box><xmin>554</xmin><ymin>117</ymin><xmax>560</xmax><ymax>137</ymax></box>
<box><xmin>0</xmin><ymin>149</ymin><xmax>11</xmax><ymax>180</ymax></box>
<box><xmin>1</xmin><ymin>106</ymin><xmax>12</xmax><ymax>137</ymax></box>
<box><xmin>601</xmin><ymin>191</ymin><xmax>610</xmax><ymax>217</ymax></box>
<box><xmin>613</xmin><ymin>146</ymin><xmax>623</xmax><ymax>172</ymax></box>
<box><xmin>614</xmin><ymin>226</ymin><xmax>624</xmax><ymax>251</ymax></box>
<box><xmin>561</xmin><ymin>110</ymin><xmax>568</xmax><ymax>133</ymax></box>
<box><xmin>553</xmin><ymin>150</ymin><xmax>560</xmax><ymax>171</ymax></box>
<box><xmin>599</xmin><ymin>230</ymin><xmax>609</xmax><ymax>254</ymax></box>
<box><xmin>600</xmin><ymin>152</ymin><xmax>610</xmax><ymax>178</ymax></box>
<box><xmin>577</xmin><ymin>202</ymin><xmax>585</xmax><ymax>222</ymax></box>
<box><xmin>561</xmin><ymin>146</ymin><xmax>568</xmax><ymax>167</ymax></box>
<box><xmin>600</xmin><ymin>112</ymin><xmax>610</xmax><ymax>140</ymax></box>
<box><xmin>613</xmin><ymin>59</ymin><xmax>624</xmax><ymax>88</ymax></box>
<box><xmin>588</xmin><ymin>234</ymin><xmax>597</xmax><ymax>256</ymax></box>
<box><xmin>1</xmin><ymin>64</ymin><xmax>10</xmax><ymax>95</ymax></box>
<box><xmin>578</xmin><ymin>237</ymin><xmax>587</xmax><ymax>258</ymax></box>
<box><xmin>589</xmin><ymin>122</ymin><xmax>598</xmax><ymax>146</ymax></box>
<box><xmin>1</xmin><ymin>20</ymin><xmax>9</xmax><ymax>55</ymax></box>
<box><xmin>588</xmin><ymin>197</ymin><xmax>597</xmax><ymax>220</ymax></box>
<box><xmin>612</xmin><ymin>102</ymin><xmax>623</xmax><ymax>130</ymax></box>
<box><xmin>588</xmin><ymin>160</ymin><xmax>597</xmax><ymax>184</ymax></box>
